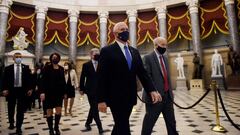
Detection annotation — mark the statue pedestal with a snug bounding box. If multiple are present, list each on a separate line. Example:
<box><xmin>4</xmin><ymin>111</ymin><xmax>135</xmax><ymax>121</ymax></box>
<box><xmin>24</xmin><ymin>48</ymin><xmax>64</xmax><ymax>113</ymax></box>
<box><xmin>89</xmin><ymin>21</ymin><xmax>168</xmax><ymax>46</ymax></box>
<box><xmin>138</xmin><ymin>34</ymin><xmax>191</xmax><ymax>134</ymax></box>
<box><xmin>176</xmin><ymin>78</ymin><xmax>188</xmax><ymax>90</ymax></box>
<box><xmin>226</xmin><ymin>75</ymin><xmax>240</xmax><ymax>90</ymax></box>
<box><xmin>190</xmin><ymin>79</ymin><xmax>204</xmax><ymax>90</ymax></box>
<box><xmin>211</xmin><ymin>76</ymin><xmax>226</xmax><ymax>90</ymax></box>
<box><xmin>5</xmin><ymin>50</ymin><xmax>35</xmax><ymax>69</ymax></box>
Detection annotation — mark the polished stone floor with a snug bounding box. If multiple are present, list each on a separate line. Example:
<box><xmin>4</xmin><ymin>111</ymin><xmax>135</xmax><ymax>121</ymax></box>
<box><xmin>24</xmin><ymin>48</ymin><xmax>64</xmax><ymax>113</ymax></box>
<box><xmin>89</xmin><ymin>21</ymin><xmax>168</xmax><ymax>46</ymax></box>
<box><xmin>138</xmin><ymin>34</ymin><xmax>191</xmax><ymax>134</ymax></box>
<box><xmin>0</xmin><ymin>89</ymin><xmax>239</xmax><ymax>135</ymax></box>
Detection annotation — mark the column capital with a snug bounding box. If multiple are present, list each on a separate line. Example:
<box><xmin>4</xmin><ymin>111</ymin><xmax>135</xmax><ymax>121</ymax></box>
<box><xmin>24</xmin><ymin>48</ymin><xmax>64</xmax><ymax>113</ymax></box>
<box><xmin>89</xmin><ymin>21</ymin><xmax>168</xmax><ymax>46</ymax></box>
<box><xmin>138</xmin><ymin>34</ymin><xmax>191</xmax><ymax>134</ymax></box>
<box><xmin>0</xmin><ymin>0</ymin><xmax>12</xmax><ymax>14</ymax></box>
<box><xmin>155</xmin><ymin>6</ymin><xmax>167</xmax><ymax>19</ymax></box>
<box><xmin>186</xmin><ymin>0</ymin><xmax>199</xmax><ymax>14</ymax></box>
<box><xmin>98</xmin><ymin>11</ymin><xmax>109</xmax><ymax>23</ymax></box>
<box><xmin>126</xmin><ymin>9</ymin><xmax>137</xmax><ymax>22</ymax></box>
<box><xmin>35</xmin><ymin>5</ymin><xmax>48</xmax><ymax>20</ymax></box>
<box><xmin>68</xmin><ymin>9</ymin><xmax>79</xmax><ymax>23</ymax></box>
<box><xmin>224</xmin><ymin>0</ymin><xmax>234</xmax><ymax>6</ymax></box>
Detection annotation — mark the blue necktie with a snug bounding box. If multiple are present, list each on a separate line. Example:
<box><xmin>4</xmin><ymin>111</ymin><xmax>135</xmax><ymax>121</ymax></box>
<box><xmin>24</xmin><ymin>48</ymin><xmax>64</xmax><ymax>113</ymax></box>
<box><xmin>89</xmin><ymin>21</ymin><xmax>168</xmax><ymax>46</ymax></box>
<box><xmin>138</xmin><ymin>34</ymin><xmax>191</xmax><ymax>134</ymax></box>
<box><xmin>124</xmin><ymin>46</ymin><xmax>132</xmax><ymax>69</ymax></box>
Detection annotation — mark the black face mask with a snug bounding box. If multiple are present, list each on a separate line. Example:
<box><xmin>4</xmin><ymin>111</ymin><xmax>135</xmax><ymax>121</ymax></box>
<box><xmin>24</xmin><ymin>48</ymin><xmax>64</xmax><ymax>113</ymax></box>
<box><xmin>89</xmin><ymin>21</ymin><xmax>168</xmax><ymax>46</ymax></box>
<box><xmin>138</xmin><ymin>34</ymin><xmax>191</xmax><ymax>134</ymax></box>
<box><xmin>52</xmin><ymin>59</ymin><xmax>59</xmax><ymax>64</ymax></box>
<box><xmin>157</xmin><ymin>46</ymin><xmax>166</xmax><ymax>54</ymax></box>
<box><xmin>118</xmin><ymin>31</ymin><xmax>129</xmax><ymax>42</ymax></box>
<box><xmin>93</xmin><ymin>54</ymin><xmax>100</xmax><ymax>61</ymax></box>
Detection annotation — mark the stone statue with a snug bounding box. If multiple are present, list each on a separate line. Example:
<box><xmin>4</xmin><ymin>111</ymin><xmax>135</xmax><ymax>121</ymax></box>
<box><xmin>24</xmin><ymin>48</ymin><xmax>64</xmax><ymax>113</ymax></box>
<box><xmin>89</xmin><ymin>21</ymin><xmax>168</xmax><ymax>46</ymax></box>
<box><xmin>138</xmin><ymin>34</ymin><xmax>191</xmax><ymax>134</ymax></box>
<box><xmin>192</xmin><ymin>52</ymin><xmax>203</xmax><ymax>79</ymax></box>
<box><xmin>12</xmin><ymin>27</ymin><xmax>29</xmax><ymax>50</ymax></box>
<box><xmin>174</xmin><ymin>53</ymin><xmax>185</xmax><ymax>79</ymax></box>
<box><xmin>211</xmin><ymin>49</ymin><xmax>223</xmax><ymax>77</ymax></box>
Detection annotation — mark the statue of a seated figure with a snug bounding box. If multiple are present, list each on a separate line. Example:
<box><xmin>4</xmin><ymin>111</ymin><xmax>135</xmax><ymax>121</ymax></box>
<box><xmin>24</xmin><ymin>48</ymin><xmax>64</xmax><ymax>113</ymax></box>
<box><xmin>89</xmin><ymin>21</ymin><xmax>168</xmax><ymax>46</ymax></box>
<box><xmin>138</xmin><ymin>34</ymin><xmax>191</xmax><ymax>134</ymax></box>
<box><xmin>12</xmin><ymin>27</ymin><xmax>29</xmax><ymax>50</ymax></box>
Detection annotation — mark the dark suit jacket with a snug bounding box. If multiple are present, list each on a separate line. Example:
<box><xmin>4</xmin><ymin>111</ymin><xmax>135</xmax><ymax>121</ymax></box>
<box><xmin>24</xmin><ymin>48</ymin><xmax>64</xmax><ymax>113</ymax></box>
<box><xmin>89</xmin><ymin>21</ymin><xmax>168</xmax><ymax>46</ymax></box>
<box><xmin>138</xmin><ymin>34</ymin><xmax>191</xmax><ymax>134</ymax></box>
<box><xmin>2</xmin><ymin>64</ymin><xmax>31</xmax><ymax>97</ymax></box>
<box><xmin>80</xmin><ymin>61</ymin><xmax>98</xmax><ymax>95</ymax></box>
<box><xmin>41</xmin><ymin>64</ymin><xmax>66</xmax><ymax>98</ymax></box>
<box><xmin>142</xmin><ymin>51</ymin><xmax>173</xmax><ymax>102</ymax></box>
<box><xmin>97</xmin><ymin>42</ymin><xmax>155</xmax><ymax>106</ymax></box>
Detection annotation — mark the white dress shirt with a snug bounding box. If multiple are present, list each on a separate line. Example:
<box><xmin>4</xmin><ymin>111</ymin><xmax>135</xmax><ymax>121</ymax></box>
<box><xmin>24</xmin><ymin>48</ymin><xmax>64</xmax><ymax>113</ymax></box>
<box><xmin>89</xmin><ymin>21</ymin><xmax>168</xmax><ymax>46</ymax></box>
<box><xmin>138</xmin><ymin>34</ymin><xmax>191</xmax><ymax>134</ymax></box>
<box><xmin>92</xmin><ymin>59</ymin><xmax>98</xmax><ymax>71</ymax></box>
<box><xmin>116</xmin><ymin>40</ymin><xmax>132</xmax><ymax>59</ymax></box>
<box><xmin>154</xmin><ymin>49</ymin><xmax>167</xmax><ymax>76</ymax></box>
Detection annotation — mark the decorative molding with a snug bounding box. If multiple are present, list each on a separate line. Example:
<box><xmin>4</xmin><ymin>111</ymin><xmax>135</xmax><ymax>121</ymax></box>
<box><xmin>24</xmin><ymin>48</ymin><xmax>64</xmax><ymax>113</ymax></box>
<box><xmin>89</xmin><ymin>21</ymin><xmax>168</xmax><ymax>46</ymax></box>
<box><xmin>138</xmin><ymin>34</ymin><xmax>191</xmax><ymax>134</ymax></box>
<box><xmin>98</xmin><ymin>11</ymin><xmax>108</xmax><ymax>23</ymax></box>
<box><xmin>126</xmin><ymin>9</ymin><xmax>137</xmax><ymax>22</ymax></box>
<box><xmin>224</xmin><ymin>0</ymin><xmax>234</xmax><ymax>6</ymax></box>
<box><xmin>35</xmin><ymin>5</ymin><xmax>48</xmax><ymax>20</ymax></box>
<box><xmin>186</xmin><ymin>0</ymin><xmax>199</xmax><ymax>14</ymax></box>
<box><xmin>155</xmin><ymin>5</ymin><xmax>167</xmax><ymax>19</ymax></box>
<box><xmin>0</xmin><ymin>0</ymin><xmax>12</xmax><ymax>14</ymax></box>
<box><xmin>68</xmin><ymin>9</ymin><xmax>79</xmax><ymax>23</ymax></box>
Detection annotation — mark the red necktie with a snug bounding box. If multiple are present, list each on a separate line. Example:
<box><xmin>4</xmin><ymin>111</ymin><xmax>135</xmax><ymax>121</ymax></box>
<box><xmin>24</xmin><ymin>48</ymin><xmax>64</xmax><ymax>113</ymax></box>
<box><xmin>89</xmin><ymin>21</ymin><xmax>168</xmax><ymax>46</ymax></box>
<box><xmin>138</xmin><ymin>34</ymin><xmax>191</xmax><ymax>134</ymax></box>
<box><xmin>159</xmin><ymin>55</ymin><xmax>169</xmax><ymax>92</ymax></box>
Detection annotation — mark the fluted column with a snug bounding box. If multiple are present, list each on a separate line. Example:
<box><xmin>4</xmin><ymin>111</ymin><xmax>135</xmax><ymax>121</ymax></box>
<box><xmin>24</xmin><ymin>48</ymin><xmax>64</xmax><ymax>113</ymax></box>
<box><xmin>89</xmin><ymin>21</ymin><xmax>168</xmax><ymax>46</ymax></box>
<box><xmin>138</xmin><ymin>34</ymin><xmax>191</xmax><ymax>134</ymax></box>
<box><xmin>68</xmin><ymin>9</ymin><xmax>79</xmax><ymax>64</ymax></box>
<box><xmin>224</xmin><ymin>0</ymin><xmax>240</xmax><ymax>53</ymax></box>
<box><xmin>98</xmin><ymin>11</ymin><xmax>108</xmax><ymax>48</ymax></box>
<box><xmin>127</xmin><ymin>9</ymin><xmax>137</xmax><ymax>48</ymax></box>
<box><xmin>35</xmin><ymin>5</ymin><xmax>47</xmax><ymax>64</ymax></box>
<box><xmin>156</xmin><ymin>5</ymin><xmax>167</xmax><ymax>39</ymax></box>
<box><xmin>186</xmin><ymin>0</ymin><xmax>203</xmax><ymax>64</ymax></box>
<box><xmin>0</xmin><ymin>0</ymin><xmax>12</xmax><ymax>60</ymax></box>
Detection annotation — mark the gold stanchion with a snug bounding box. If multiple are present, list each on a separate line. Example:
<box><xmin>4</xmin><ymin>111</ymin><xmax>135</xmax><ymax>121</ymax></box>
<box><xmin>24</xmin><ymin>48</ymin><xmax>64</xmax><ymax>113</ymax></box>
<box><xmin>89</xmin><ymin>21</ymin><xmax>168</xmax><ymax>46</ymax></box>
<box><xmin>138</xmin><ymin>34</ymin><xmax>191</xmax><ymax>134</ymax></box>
<box><xmin>210</xmin><ymin>80</ymin><xmax>227</xmax><ymax>132</ymax></box>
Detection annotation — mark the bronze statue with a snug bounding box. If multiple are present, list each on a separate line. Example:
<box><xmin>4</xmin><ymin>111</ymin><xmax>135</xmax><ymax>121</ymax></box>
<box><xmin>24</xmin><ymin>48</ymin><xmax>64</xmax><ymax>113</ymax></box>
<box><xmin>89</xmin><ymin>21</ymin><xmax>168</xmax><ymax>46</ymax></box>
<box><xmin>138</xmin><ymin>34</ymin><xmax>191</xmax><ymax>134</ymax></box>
<box><xmin>192</xmin><ymin>52</ymin><xmax>203</xmax><ymax>79</ymax></box>
<box><xmin>227</xmin><ymin>46</ymin><xmax>238</xmax><ymax>75</ymax></box>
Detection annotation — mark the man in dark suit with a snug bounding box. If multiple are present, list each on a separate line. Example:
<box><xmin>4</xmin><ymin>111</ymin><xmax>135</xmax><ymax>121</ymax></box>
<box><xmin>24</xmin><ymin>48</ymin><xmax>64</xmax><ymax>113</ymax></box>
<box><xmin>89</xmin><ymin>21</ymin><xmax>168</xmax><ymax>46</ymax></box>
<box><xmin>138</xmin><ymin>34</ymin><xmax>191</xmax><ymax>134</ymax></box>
<box><xmin>80</xmin><ymin>48</ymin><xmax>104</xmax><ymax>134</ymax></box>
<box><xmin>141</xmin><ymin>37</ymin><xmax>178</xmax><ymax>135</ymax></box>
<box><xmin>97</xmin><ymin>22</ymin><xmax>162</xmax><ymax>135</ymax></box>
<box><xmin>2</xmin><ymin>52</ymin><xmax>32</xmax><ymax>134</ymax></box>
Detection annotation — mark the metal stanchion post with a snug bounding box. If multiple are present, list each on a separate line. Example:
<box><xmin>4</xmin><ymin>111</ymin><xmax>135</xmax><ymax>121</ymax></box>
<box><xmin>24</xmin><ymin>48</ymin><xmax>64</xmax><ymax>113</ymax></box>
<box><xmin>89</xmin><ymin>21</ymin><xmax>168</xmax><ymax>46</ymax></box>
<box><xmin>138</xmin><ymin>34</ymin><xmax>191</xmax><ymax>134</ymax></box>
<box><xmin>210</xmin><ymin>80</ymin><xmax>227</xmax><ymax>132</ymax></box>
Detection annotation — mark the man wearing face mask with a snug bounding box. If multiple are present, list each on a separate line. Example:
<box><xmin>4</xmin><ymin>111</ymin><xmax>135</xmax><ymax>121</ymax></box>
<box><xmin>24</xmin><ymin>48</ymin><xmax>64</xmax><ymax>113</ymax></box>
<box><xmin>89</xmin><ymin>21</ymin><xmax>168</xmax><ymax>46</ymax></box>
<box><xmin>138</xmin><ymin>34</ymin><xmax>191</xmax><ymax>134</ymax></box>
<box><xmin>141</xmin><ymin>37</ymin><xmax>178</xmax><ymax>135</ymax></box>
<box><xmin>80</xmin><ymin>48</ymin><xmax>104</xmax><ymax>134</ymax></box>
<box><xmin>2</xmin><ymin>52</ymin><xmax>32</xmax><ymax>135</ymax></box>
<box><xmin>97</xmin><ymin>22</ymin><xmax>161</xmax><ymax>135</ymax></box>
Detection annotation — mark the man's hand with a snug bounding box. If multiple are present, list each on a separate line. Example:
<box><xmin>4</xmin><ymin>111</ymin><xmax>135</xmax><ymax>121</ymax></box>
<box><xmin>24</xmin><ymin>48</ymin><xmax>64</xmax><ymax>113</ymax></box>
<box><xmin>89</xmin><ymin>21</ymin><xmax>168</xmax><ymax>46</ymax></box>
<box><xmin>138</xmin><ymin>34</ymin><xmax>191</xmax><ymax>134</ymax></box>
<box><xmin>150</xmin><ymin>91</ymin><xmax>162</xmax><ymax>104</ymax></box>
<box><xmin>2</xmin><ymin>90</ymin><xmax>9</xmax><ymax>97</ymax></box>
<box><xmin>27</xmin><ymin>90</ymin><xmax>33</xmax><ymax>96</ymax></box>
<box><xmin>40</xmin><ymin>93</ymin><xmax>45</xmax><ymax>101</ymax></box>
<box><xmin>98</xmin><ymin>102</ymin><xmax>107</xmax><ymax>113</ymax></box>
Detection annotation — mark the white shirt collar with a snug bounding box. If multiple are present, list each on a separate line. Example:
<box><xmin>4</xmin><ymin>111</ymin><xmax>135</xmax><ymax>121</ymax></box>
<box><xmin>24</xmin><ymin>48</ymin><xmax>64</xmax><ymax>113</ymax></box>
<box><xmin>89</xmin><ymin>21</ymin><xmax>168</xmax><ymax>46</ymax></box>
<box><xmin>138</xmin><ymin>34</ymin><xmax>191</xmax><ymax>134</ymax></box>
<box><xmin>116</xmin><ymin>40</ymin><xmax>128</xmax><ymax>49</ymax></box>
<box><xmin>91</xmin><ymin>59</ymin><xmax>98</xmax><ymax>64</ymax></box>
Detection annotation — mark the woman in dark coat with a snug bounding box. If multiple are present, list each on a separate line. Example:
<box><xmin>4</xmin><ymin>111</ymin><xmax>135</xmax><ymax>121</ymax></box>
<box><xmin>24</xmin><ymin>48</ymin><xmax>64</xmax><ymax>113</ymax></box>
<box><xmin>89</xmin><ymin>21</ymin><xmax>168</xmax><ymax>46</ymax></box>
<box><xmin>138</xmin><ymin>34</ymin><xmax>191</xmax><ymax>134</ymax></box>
<box><xmin>40</xmin><ymin>53</ymin><xmax>67</xmax><ymax>135</ymax></box>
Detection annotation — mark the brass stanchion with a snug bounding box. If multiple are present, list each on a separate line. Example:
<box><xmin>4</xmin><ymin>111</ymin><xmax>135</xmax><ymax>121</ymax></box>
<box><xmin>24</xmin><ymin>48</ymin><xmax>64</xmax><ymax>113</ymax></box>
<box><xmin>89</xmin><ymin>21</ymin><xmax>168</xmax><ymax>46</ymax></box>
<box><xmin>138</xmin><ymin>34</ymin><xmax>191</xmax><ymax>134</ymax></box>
<box><xmin>210</xmin><ymin>80</ymin><xmax>227</xmax><ymax>132</ymax></box>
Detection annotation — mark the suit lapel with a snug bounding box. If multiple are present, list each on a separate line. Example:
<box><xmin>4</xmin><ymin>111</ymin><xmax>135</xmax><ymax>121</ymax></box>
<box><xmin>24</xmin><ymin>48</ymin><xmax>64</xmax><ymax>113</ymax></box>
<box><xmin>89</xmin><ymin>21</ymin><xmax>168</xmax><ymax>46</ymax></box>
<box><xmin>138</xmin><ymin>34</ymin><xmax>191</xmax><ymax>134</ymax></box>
<box><xmin>88</xmin><ymin>61</ymin><xmax>96</xmax><ymax>73</ymax></box>
<box><xmin>152</xmin><ymin>52</ymin><xmax>164</xmax><ymax>78</ymax></box>
<box><xmin>114</xmin><ymin>42</ymin><xmax>131</xmax><ymax>70</ymax></box>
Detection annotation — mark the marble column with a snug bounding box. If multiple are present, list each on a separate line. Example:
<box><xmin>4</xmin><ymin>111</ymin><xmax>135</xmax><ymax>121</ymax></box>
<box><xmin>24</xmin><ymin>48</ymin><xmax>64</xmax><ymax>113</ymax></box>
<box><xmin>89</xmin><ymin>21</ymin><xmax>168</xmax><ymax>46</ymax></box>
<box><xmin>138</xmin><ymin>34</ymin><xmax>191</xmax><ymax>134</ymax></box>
<box><xmin>224</xmin><ymin>0</ymin><xmax>240</xmax><ymax>53</ymax></box>
<box><xmin>127</xmin><ymin>9</ymin><xmax>137</xmax><ymax>48</ymax></box>
<box><xmin>155</xmin><ymin>6</ymin><xmax>167</xmax><ymax>39</ymax></box>
<box><xmin>68</xmin><ymin>9</ymin><xmax>79</xmax><ymax>64</ymax></box>
<box><xmin>0</xmin><ymin>0</ymin><xmax>12</xmax><ymax>60</ymax></box>
<box><xmin>35</xmin><ymin>5</ymin><xmax>47</xmax><ymax>64</ymax></box>
<box><xmin>98</xmin><ymin>11</ymin><xmax>108</xmax><ymax>48</ymax></box>
<box><xmin>186</xmin><ymin>0</ymin><xmax>203</xmax><ymax>64</ymax></box>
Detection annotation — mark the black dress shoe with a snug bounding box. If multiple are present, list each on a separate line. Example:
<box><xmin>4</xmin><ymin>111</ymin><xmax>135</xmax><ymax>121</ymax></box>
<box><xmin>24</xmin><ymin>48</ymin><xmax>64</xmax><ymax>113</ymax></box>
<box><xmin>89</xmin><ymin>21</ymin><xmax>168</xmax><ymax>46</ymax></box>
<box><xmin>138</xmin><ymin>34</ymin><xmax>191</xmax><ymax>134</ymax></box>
<box><xmin>85</xmin><ymin>125</ymin><xmax>92</xmax><ymax>131</ymax></box>
<box><xmin>49</xmin><ymin>130</ymin><xmax>54</xmax><ymax>135</ymax></box>
<box><xmin>55</xmin><ymin>128</ymin><xmax>61</xmax><ymax>135</ymax></box>
<box><xmin>16</xmin><ymin>128</ymin><xmax>22</xmax><ymax>135</ymax></box>
<box><xmin>8</xmin><ymin>124</ymin><xmax>15</xmax><ymax>130</ymax></box>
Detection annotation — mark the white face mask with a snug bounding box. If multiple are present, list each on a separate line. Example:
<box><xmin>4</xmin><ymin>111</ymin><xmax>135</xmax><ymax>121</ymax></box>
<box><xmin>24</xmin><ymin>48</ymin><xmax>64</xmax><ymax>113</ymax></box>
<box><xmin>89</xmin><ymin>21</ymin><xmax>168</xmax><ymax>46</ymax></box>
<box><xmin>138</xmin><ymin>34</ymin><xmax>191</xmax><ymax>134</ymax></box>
<box><xmin>64</xmin><ymin>66</ymin><xmax>69</xmax><ymax>70</ymax></box>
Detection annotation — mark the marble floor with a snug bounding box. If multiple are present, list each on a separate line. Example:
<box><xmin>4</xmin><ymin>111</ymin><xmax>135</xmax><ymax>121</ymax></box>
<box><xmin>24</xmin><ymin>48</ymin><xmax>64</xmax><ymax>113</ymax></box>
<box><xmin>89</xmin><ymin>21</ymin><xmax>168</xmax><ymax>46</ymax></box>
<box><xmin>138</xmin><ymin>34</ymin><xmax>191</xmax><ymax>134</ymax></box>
<box><xmin>0</xmin><ymin>89</ymin><xmax>239</xmax><ymax>135</ymax></box>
